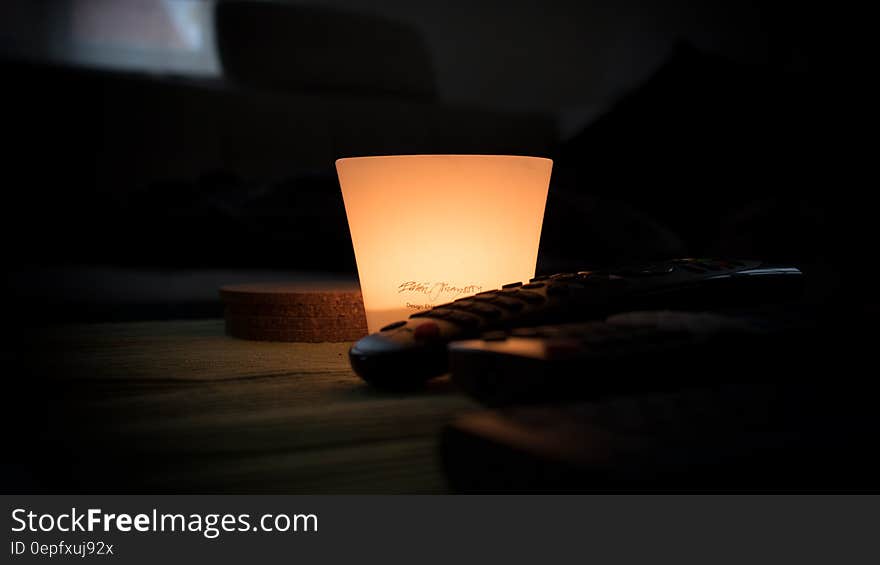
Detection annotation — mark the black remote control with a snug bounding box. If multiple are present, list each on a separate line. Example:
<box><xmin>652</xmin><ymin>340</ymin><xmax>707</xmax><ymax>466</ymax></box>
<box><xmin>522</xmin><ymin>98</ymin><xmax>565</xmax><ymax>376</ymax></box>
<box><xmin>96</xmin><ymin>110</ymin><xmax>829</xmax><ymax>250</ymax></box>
<box><xmin>449</xmin><ymin>311</ymin><xmax>785</xmax><ymax>406</ymax></box>
<box><xmin>439</xmin><ymin>382</ymin><xmax>880</xmax><ymax>491</ymax></box>
<box><xmin>349</xmin><ymin>259</ymin><xmax>803</xmax><ymax>388</ymax></box>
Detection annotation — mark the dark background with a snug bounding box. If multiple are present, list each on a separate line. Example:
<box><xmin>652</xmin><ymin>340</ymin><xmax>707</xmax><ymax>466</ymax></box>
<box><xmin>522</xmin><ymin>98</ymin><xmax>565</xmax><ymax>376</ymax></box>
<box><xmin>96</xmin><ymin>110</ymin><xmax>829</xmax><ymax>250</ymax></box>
<box><xmin>0</xmin><ymin>0</ymin><xmax>874</xmax><ymax>492</ymax></box>
<box><xmin>1</xmin><ymin>0</ymin><xmax>867</xmax><ymax>321</ymax></box>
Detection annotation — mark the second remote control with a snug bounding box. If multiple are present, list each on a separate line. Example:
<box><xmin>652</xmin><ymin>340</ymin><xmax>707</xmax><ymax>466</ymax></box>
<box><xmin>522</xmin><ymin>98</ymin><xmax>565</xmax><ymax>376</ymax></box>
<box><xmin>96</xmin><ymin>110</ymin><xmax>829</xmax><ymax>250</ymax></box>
<box><xmin>348</xmin><ymin>259</ymin><xmax>803</xmax><ymax>388</ymax></box>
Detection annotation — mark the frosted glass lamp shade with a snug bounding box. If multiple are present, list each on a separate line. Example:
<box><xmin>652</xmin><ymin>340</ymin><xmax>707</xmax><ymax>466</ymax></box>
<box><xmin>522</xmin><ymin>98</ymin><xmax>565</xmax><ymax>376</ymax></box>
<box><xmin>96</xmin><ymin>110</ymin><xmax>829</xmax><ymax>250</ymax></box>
<box><xmin>337</xmin><ymin>155</ymin><xmax>552</xmax><ymax>334</ymax></box>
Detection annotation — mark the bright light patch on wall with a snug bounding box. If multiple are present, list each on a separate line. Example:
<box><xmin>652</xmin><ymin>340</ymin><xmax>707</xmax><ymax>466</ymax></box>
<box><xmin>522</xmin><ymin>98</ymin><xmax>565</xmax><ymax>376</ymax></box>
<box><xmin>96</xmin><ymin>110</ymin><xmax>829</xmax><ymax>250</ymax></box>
<box><xmin>337</xmin><ymin>155</ymin><xmax>552</xmax><ymax>333</ymax></box>
<box><xmin>0</xmin><ymin>0</ymin><xmax>220</xmax><ymax>76</ymax></box>
<box><xmin>69</xmin><ymin>0</ymin><xmax>219</xmax><ymax>74</ymax></box>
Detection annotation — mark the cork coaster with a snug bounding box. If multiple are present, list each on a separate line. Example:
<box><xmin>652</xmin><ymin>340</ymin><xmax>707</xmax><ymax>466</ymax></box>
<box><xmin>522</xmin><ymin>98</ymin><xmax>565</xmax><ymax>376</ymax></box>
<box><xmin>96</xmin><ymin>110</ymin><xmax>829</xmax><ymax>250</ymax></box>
<box><xmin>219</xmin><ymin>282</ymin><xmax>368</xmax><ymax>342</ymax></box>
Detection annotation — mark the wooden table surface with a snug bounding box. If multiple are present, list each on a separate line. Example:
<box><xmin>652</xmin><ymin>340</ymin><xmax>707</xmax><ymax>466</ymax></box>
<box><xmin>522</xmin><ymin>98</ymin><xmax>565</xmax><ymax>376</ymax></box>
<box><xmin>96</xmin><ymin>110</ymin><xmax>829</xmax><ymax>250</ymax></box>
<box><xmin>15</xmin><ymin>320</ymin><xmax>479</xmax><ymax>493</ymax></box>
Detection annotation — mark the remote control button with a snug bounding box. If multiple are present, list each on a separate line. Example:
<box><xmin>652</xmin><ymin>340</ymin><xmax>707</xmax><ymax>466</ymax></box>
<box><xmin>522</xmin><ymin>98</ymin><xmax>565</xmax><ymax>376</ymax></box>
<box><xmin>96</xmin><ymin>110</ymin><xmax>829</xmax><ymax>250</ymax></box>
<box><xmin>429</xmin><ymin>309</ymin><xmax>454</xmax><ymax>320</ymax></box>
<box><xmin>469</xmin><ymin>303</ymin><xmax>503</xmax><ymax>319</ymax></box>
<box><xmin>409</xmin><ymin>310</ymin><xmax>432</xmax><ymax>318</ymax></box>
<box><xmin>529</xmin><ymin>275</ymin><xmax>549</xmax><ymax>282</ymax></box>
<box><xmin>446</xmin><ymin>311</ymin><xmax>482</xmax><ymax>328</ymax></box>
<box><xmin>521</xmin><ymin>282</ymin><xmax>545</xmax><ymax>289</ymax></box>
<box><xmin>576</xmin><ymin>271</ymin><xmax>593</xmax><ymax>277</ymax></box>
<box><xmin>448</xmin><ymin>299</ymin><xmax>476</xmax><ymax>309</ymax></box>
<box><xmin>413</xmin><ymin>322</ymin><xmax>441</xmax><ymax>340</ymax></box>
<box><xmin>549</xmin><ymin>273</ymin><xmax>577</xmax><ymax>281</ymax></box>
<box><xmin>502</xmin><ymin>281</ymin><xmax>523</xmax><ymax>289</ymax></box>
<box><xmin>380</xmin><ymin>320</ymin><xmax>407</xmax><ymax>331</ymax></box>
<box><xmin>489</xmin><ymin>296</ymin><xmax>525</xmax><ymax>312</ymax></box>
<box><xmin>517</xmin><ymin>291</ymin><xmax>546</xmax><ymax>304</ymax></box>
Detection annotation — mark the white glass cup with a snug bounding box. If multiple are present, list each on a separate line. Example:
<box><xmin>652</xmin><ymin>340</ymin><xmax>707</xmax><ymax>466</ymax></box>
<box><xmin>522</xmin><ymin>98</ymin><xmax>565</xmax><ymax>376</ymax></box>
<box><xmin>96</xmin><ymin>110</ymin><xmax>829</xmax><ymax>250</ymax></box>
<box><xmin>337</xmin><ymin>154</ymin><xmax>552</xmax><ymax>334</ymax></box>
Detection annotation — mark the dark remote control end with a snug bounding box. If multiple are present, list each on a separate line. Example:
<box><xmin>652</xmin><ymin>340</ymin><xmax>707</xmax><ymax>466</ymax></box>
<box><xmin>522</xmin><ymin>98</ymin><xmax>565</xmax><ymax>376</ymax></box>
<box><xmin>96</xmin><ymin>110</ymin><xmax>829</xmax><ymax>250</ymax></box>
<box><xmin>349</xmin><ymin>333</ymin><xmax>446</xmax><ymax>390</ymax></box>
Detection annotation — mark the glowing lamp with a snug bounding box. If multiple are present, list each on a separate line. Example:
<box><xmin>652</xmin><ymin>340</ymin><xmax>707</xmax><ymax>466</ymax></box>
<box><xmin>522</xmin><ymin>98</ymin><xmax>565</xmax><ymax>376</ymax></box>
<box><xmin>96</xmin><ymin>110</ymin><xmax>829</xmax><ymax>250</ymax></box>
<box><xmin>336</xmin><ymin>155</ymin><xmax>552</xmax><ymax>333</ymax></box>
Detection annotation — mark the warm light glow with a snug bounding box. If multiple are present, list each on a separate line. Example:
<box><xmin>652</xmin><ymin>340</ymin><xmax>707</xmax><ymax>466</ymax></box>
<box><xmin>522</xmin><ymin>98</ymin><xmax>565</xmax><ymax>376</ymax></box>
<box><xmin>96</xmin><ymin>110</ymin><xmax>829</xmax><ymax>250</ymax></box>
<box><xmin>337</xmin><ymin>155</ymin><xmax>552</xmax><ymax>333</ymax></box>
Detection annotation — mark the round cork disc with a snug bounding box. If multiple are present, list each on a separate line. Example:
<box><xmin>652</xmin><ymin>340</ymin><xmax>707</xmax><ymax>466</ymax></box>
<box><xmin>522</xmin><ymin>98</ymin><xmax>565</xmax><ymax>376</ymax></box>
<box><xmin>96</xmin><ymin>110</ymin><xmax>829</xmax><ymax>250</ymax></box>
<box><xmin>219</xmin><ymin>282</ymin><xmax>367</xmax><ymax>342</ymax></box>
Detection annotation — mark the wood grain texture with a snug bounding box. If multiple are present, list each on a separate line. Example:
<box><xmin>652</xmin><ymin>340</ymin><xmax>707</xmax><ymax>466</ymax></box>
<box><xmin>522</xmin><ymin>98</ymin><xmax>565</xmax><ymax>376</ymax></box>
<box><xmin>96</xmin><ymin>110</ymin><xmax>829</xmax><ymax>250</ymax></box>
<box><xmin>27</xmin><ymin>319</ymin><xmax>477</xmax><ymax>493</ymax></box>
